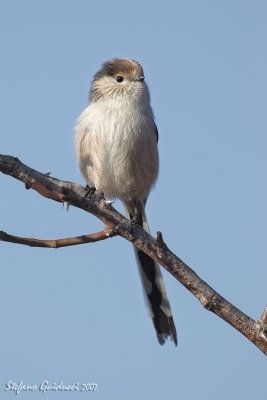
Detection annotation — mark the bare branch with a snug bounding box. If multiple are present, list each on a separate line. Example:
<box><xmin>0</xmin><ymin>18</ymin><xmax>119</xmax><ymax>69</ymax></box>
<box><xmin>1</xmin><ymin>154</ymin><xmax>267</xmax><ymax>355</ymax></box>
<box><xmin>0</xmin><ymin>225</ymin><xmax>116</xmax><ymax>248</ymax></box>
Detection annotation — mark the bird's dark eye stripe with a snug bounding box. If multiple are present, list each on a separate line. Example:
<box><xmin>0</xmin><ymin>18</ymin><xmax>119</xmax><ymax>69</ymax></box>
<box><xmin>116</xmin><ymin>75</ymin><xmax>124</xmax><ymax>82</ymax></box>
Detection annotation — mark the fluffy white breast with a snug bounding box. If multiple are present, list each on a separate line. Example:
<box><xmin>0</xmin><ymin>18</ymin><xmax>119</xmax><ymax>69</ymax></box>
<box><xmin>75</xmin><ymin>95</ymin><xmax>159</xmax><ymax>201</ymax></box>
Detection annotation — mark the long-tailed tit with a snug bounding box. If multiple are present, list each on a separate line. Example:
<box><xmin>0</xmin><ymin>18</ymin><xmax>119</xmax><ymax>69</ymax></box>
<box><xmin>75</xmin><ymin>58</ymin><xmax>177</xmax><ymax>345</ymax></box>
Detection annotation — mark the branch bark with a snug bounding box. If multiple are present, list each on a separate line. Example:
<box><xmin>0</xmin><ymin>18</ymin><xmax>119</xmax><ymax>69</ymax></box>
<box><xmin>1</xmin><ymin>154</ymin><xmax>267</xmax><ymax>355</ymax></box>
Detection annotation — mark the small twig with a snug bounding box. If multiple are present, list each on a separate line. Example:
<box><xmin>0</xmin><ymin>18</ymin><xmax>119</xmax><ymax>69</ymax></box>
<box><xmin>258</xmin><ymin>305</ymin><xmax>267</xmax><ymax>341</ymax></box>
<box><xmin>0</xmin><ymin>225</ymin><xmax>116</xmax><ymax>249</ymax></box>
<box><xmin>260</xmin><ymin>305</ymin><xmax>267</xmax><ymax>324</ymax></box>
<box><xmin>155</xmin><ymin>231</ymin><xmax>167</xmax><ymax>249</ymax></box>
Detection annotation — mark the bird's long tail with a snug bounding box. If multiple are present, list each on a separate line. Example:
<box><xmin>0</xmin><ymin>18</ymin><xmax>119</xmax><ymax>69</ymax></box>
<box><xmin>125</xmin><ymin>199</ymin><xmax>177</xmax><ymax>346</ymax></box>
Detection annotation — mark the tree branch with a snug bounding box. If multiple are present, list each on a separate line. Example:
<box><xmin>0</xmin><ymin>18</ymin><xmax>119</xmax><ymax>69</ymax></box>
<box><xmin>0</xmin><ymin>225</ymin><xmax>115</xmax><ymax>248</ymax></box>
<box><xmin>1</xmin><ymin>154</ymin><xmax>267</xmax><ymax>355</ymax></box>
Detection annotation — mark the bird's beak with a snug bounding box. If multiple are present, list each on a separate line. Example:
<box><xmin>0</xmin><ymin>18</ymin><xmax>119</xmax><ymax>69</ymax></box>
<box><xmin>135</xmin><ymin>76</ymin><xmax>145</xmax><ymax>82</ymax></box>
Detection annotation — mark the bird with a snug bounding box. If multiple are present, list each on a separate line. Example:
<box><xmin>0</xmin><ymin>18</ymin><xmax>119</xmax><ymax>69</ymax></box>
<box><xmin>75</xmin><ymin>58</ymin><xmax>177</xmax><ymax>345</ymax></box>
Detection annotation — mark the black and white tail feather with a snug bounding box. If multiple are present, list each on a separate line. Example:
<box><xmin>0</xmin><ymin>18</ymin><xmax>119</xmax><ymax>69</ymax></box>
<box><xmin>125</xmin><ymin>199</ymin><xmax>177</xmax><ymax>346</ymax></box>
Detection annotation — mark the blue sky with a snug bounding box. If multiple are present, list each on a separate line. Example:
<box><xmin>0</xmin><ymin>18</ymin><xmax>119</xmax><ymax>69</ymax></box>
<box><xmin>1</xmin><ymin>0</ymin><xmax>266</xmax><ymax>398</ymax></box>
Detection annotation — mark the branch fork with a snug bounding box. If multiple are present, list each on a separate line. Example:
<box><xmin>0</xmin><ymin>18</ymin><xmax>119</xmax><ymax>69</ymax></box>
<box><xmin>0</xmin><ymin>154</ymin><xmax>266</xmax><ymax>355</ymax></box>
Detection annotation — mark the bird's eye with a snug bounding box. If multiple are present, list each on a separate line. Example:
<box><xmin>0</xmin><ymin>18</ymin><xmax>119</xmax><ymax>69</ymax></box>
<box><xmin>116</xmin><ymin>75</ymin><xmax>124</xmax><ymax>83</ymax></box>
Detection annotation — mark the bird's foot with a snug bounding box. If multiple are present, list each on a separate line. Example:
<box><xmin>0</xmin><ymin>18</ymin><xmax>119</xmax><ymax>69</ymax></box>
<box><xmin>84</xmin><ymin>185</ymin><xmax>96</xmax><ymax>198</ymax></box>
